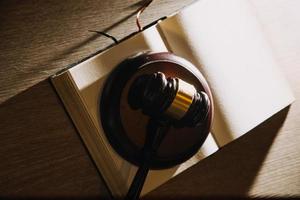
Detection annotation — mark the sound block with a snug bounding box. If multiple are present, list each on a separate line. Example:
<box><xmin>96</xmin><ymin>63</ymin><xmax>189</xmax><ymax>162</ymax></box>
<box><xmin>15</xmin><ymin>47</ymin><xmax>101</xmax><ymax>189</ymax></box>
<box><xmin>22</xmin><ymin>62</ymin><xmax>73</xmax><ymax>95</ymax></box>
<box><xmin>100</xmin><ymin>52</ymin><xmax>213</xmax><ymax>169</ymax></box>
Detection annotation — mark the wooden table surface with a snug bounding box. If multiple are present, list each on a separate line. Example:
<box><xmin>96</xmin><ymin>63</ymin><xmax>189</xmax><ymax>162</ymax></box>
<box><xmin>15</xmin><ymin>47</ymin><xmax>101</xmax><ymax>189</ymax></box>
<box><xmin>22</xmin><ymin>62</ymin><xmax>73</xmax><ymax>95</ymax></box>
<box><xmin>0</xmin><ymin>0</ymin><xmax>299</xmax><ymax>199</ymax></box>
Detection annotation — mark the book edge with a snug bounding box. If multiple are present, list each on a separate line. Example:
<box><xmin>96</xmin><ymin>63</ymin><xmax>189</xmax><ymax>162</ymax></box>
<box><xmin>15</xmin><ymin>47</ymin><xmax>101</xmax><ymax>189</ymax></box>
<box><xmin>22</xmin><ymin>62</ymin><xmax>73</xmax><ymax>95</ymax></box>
<box><xmin>51</xmin><ymin>73</ymin><xmax>127</xmax><ymax>198</ymax></box>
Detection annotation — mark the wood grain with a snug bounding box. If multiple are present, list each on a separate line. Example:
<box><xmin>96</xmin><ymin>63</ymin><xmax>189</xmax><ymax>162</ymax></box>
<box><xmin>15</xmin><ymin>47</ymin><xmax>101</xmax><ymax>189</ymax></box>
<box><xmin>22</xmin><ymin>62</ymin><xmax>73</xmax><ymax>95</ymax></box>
<box><xmin>0</xmin><ymin>0</ymin><xmax>193</xmax><ymax>198</ymax></box>
<box><xmin>0</xmin><ymin>0</ymin><xmax>193</xmax><ymax>104</ymax></box>
<box><xmin>0</xmin><ymin>0</ymin><xmax>300</xmax><ymax>199</ymax></box>
<box><xmin>0</xmin><ymin>80</ymin><xmax>110</xmax><ymax>198</ymax></box>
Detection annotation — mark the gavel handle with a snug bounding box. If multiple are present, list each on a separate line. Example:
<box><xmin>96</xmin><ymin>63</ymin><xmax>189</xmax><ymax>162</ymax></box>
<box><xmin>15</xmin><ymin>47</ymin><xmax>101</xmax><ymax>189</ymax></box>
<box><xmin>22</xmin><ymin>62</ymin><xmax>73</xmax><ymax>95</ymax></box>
<box><xmin>125</xmin><ymin>161</ymin><xmax>149</xmax><ymax>200</ymax></box>
<box><xmin>125</xmin><ymin>119</ymin><xmax>170</xmax><ymax>200</ymax></box>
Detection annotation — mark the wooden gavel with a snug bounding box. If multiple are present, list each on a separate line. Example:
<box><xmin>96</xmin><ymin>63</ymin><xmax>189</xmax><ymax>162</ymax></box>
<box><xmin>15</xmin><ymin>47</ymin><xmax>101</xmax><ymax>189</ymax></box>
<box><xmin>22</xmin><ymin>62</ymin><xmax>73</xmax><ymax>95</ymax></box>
<box><xmin>126</xmin><ymin>71</ymin><xmax>211</xmax><ymax>200</ymax></box>
<box><xmin>100</xmin><ymin>52</ymin><xmax>213</xmax><ymax>200</ymax></box>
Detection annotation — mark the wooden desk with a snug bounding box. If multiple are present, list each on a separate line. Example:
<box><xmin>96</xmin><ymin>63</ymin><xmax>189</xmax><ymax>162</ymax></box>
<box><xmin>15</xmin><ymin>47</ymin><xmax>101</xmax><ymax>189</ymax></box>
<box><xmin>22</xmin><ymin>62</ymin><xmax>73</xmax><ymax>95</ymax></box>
<box><xmin>0</xmin><ymin>0</ymin><xmax>299</xmax><ymax>199</ymax></box>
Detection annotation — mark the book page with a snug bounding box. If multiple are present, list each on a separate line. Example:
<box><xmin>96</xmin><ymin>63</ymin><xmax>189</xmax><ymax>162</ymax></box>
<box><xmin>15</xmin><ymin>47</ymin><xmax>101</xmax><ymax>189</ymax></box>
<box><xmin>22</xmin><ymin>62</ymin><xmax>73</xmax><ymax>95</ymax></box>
<box><xmin>158</xmin><ymin>0</ymin><xmax>295</xmax><ymax>146</ymax></box>
<box><xmin>68</xmin><ymin>25</ymin><xmax>218</xmax><ymax>196</ymax></box>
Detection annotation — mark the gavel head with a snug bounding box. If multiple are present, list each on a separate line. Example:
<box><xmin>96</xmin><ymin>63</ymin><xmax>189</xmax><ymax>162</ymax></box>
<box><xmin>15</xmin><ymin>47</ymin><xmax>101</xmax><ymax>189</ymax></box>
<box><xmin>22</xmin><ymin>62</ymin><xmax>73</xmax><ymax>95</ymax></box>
<box><xmin>128</xmin><ymin>71</ymin><xmax>210</xmax><ymax>127</ymax></box>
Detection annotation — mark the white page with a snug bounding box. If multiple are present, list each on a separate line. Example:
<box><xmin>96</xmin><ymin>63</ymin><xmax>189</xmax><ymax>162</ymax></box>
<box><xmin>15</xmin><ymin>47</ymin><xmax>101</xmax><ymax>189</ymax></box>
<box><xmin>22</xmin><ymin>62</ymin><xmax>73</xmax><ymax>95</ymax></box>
<box><xmin>69</xmin><ymin>25</ymin><xmax>218</xmax><ymax>196</ymax></box>
<box><xmin>158</xmin><ymin>0</ymin><xmax>295</xmax><ymax>146</ymax></box>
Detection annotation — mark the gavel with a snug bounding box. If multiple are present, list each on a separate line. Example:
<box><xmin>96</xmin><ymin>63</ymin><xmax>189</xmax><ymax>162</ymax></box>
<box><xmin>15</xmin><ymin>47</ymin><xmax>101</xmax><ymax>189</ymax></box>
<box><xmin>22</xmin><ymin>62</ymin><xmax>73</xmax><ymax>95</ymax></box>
<box><xmin>100</xmin><ymin>52</ymin><xmax>213</xmax><ymax>200</ymax></box>
<box><xmin>126</xmin><ymin>71</ymin><xmax>211</xmax><ymax>200</ymax></box>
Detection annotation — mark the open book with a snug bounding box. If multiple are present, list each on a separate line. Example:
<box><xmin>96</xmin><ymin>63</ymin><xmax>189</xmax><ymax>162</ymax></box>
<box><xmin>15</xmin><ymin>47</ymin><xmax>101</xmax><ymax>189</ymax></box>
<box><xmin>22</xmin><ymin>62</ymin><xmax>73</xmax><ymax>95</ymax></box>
<box><xmin>51</xmin><ymin>0</ymin><xmax>294</xmax><ymax>198</ymax></box>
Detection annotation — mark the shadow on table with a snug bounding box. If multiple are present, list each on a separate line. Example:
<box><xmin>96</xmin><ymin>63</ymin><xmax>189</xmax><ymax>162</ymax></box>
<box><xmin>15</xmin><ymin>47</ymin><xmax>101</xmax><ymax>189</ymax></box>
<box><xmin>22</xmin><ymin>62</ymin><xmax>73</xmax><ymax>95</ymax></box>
<box><xmin>144</xmin><ymin>106</ymin><xmax>291</xmax><ymax>199</ymax></box>
<box><xmin>1</xmin><ymin>80</ymin><xmax>292</xmax><ymax>200</ymax></box>
<box><xmin>0</xmin><ymin>80</ymin><xmax>111</xmax><ymax>199</ymax></box>
<box><xmin>44</xmin><ymin>0</ymin><xmax>145</xmax><ymax>66</ymax></box>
